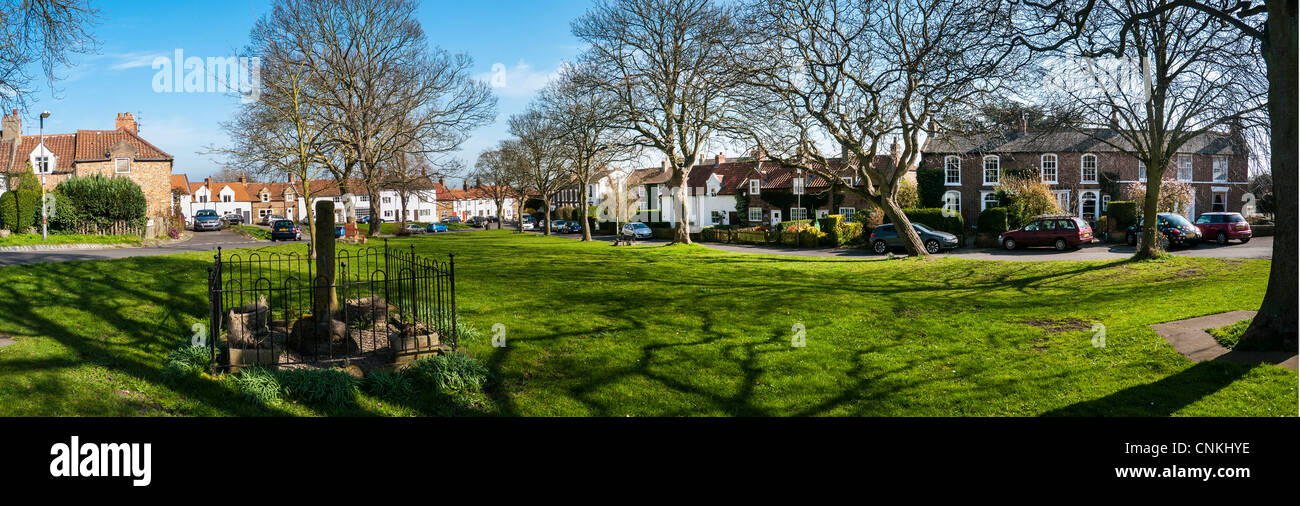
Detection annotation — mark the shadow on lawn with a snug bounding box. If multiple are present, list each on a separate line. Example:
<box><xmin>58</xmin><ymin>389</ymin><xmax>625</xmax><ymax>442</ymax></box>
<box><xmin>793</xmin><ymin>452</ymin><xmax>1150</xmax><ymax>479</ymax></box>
<box><xmin>1041</xmin><ymin>361</ymin><xmax>1252</xmax><ymax>416</ymax></box>
<box><xmin>0</xmin><ymin>255</ymin><xmax>297</xmax><ymax>416</ymax></box>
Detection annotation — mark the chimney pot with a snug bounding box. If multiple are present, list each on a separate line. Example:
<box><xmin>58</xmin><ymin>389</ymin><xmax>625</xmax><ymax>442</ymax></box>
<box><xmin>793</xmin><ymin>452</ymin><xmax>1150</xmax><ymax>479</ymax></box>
<box><xmin>238</xmin><ymin>175</ymin><xmax>247</xmax><ymax>183</ymax></box>
<box><xmin>115</xmin><ymin>112</ymin><xmax>138</xmax><ymax>134</ymax></box>
<box><xmin>716</xmin><ymin>152</ymin><xmax>725</xmax><ymax>165</ymax></box>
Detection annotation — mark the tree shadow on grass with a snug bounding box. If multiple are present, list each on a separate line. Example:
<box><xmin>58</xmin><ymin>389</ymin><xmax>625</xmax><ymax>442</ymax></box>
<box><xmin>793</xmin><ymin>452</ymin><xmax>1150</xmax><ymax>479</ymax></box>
<box><xmin>1040</xmin><ymin>362</ymin><xmax>1252</xmax><ymax>416</ymax></box>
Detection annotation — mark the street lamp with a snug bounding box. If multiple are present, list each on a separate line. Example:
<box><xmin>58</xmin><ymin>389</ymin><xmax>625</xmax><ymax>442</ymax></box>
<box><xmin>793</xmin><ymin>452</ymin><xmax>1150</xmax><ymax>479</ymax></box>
<box><xmin>39</xmin><ymin>111</ymin><xmax>50</xmax><ymax>240</ymax></box>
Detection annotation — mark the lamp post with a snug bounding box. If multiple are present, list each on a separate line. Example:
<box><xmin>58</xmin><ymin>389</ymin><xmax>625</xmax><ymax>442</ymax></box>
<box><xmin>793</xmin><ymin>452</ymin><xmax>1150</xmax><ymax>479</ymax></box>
<box><xmin>39</xmin><ymin>111</ymin><xmax>50</xmax><ymax>240</ymax></box>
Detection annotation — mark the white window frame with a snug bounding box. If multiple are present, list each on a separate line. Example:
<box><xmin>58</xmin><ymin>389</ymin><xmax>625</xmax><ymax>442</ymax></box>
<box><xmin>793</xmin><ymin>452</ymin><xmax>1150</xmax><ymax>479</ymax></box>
<box><xmin>942</xmin><ymin>190</ymin><xmax>962</xmax><ymax>214</ymax></box>
<box><xmin>114</xmin><ymin>157</ymin><xmax>131</xmax><ymax>174</ymax></box>
<box><xmin>1054</xmin><ymin>190</ymin><xmax>1070</xmax><ymax>212</ymax></box>
<box><xmin>1080</xmin><ymin>154</ymin><xmax>1098</xmax><ymax>184</ymax></box>
<box><xmin>980</xmin><ymin>190</ymin><xmax>998</xmax><ymax>211</ymax></box>
<box><xmin>1212</xmin><ymin>156</ymin><xmax>1228</xmax><ymax>182</ymax></box>
<box><xmin>1040</xmin><ymin>154</ymin><xmax>1058</xmax><ymax>184</ymax></box>
<box><xmin>749</xmin><ymin>179</ymin><xmax>761</xmax><ymax>194</ymax></box>
<box><xmin>1212</xmin><ymin>190</ymin><xmax>1228</xmax><ymax>212</ymax></box>
<box><xmin>1101</xmin><ymin>195</ymin><xmax>1111</xmax><ymax>212</ymax></box>
<box><xmin>261</xmin><ymin>192</ymin><xmax>270</xmax><ymax>203</ymax></box>
<box><xmin>1177</xmin><ymin>154</ymin><xmax>1193</xmax><ymax>181</ymax></box>
<box><xmin>841</xmin><ymin>176</ymin><xmax>854</xmax><ymax>186</ymax></box>
<box><xmin>838</xmin><ymin>207</ymin><xmax>855</xmax><ymax>217</ymax></box>
<box><xmin>982</xmin><ymin>155</ymin><xmax>1000</xmax><ymax>185</ymax></box>
<box><xmin>748</xmin><ymin>207</ymin><xmax>762</xmax><ymax>222</ymax></box>
<box><xmin>1138</xmin><ymin>160</ymin><xmax>1147</xmax><ymax>182</ymax></box>
<box><xmin>944</xmin><ymin>156</ymin><xmax>961</xmax><ymax>185</ymax></box>
<box><xmin>1079</xmin><ymin>190</ymin><xmax>1099</xmax><ymax>219</ymax></box>
<box><xmin>789</xmin><ymin>207</ymin><xmax>808</xmax><ymax>221</ymax></box>
<box><xmin>792</xmin><ymin>176</ymin><xmax>804</xmax><ymax>195</ymax></box>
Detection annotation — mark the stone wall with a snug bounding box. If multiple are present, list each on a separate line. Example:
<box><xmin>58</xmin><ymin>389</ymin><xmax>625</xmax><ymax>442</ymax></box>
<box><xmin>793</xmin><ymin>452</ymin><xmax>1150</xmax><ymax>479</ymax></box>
<box><xmin>74</xmin><ymin>160</ymin><xmax>174</xmax><ymax>221</ymax></box>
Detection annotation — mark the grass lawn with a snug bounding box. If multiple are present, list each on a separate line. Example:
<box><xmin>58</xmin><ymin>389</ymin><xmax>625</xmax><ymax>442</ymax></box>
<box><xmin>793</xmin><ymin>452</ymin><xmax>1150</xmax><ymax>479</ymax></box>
<box><xmin>233</xmin><ymin>225</ymin><xmax>271</xmax><ymax>240</ymax></box>
<box><xmin>0</xmin><ymin>233</ymin><xmax>142</xmax><ymax>248</ymax></box>
<box><xmin>1207</xmin><ymin>319</ymin><xmax>1252</xmax><ymax>350</ymax></box>
<box><xmin>0</xmin><ymin>230</ymin><xmax>1293</xmax><ymax>416</ymax></box>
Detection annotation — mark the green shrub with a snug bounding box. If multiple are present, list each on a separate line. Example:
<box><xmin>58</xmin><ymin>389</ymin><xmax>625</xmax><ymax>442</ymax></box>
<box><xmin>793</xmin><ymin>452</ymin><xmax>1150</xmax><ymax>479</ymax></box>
<box><xmin>160</xmin><ymin>344</ymin><xmax>211</xmax><ymax>383</ymax></box>
<box><xmin>229</xmin><ymin>367</ymin><xmax>283</xmax><ymax>404</ymax></box>
<box><xmin>48</xmin><ymin>191</ymin><xmax>81</xmax><ymax>232</ymax></box>
<box><xmin>1207</xmin><ymin>318</ymin><xmax>1251</xmax><ymax>350</ymax></box>
<box><xmin>361</xmin><ymin>371</ymin><xmax>416</xmax><ymax>401</ymax></box>
<box><xmin>1095</xmin><ymin>215</ymin><xmax>1109</xmax><ymax>236</ymax></box>
<box><xmin>916</xmin><ymin>169</ymin><xmax>947</xmax><ymax>208</ymax></box>
<box><xmin>277</xmin><ymin>368</ymin><xmax>360</xmax><ymax>406</ymax></box>
<box><xmin>977</xmin><ymin>207</ymin><xmax>1009</xmax><ymax>235</ymax></box>
<box><xmin>0</xmin><ymin>189</ymin><xmax>40</xmax><ymax>231</ymax></box>
<box><xmin>403</xmin><ymin>352</ymin><xmax>489</xmax><ymax>393</ymax></box>
<box><xmin>895</xmin><ymin>180</ymin><xmax>920</xmax><ymax>209</ymax></box>
<box><xmin>54</xmin><ymin>175</ymin><xmax>148</xmax><ymax>233</ymax></box>
<box><xmin>1108</xmin><ymin>201</ymin><xmax>1139</xmax><ymax>231</ymax></box>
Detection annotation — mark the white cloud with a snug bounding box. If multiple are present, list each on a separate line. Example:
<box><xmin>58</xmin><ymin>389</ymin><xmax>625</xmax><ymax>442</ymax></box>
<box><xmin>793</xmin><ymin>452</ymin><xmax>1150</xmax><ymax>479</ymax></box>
<box><xmin>106</xmin><ymin>52</ymin><xmax>168</xmax><ymax>71</ymax></box>
<box><xmin>475</xmin><ymin>60</ymin><xmax>561</xmax><ymax>98</ymax></box>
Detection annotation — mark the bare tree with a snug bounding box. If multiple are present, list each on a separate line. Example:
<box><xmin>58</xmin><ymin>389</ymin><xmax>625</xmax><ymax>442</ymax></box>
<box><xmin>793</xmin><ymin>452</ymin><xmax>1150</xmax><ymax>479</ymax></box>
<box><xmin>473</xmin><ymin>140</ymin><xmax>528</xmax><ymax>230</ymax></box>
<box><xmin>509</xmin><ymin>108</ymin><xmax>569</xmax><ymax>236</ymax></box>
<box><xmin>738</xmin><ymin>0</ymin><xmax>1030</xmax><ymax>255</ymax></box>
<box><xmin>1016</xmin><ymin>0</ymin><xmax>1292</xmax><ymax>348</ymax></box>
<box><xmin>387</xmin><ymin>151</ymin><xmax>454</xmax><ymax>229</ymax></box>
<box><xmin>264</xmin><ymin>0</ymin><xmax>496</xmax><ymax>237</ymax></box>
<box><xmin>572</xmin><ymin>0</ymin><xmax>745</xmax><ymax>244</ymax></box>
<box><xmin>1021</xmin><ymin>0</ymin><xmax>1262</xmax><ymax>258</ymax></box>
<box><xmin>540</xmin><ymin>63</ymin><xmax>635</xmax><ymax>240</ymax></box>
<box><xmin>0</xmin><ymin>0</ymin><xmax>98</xmax><ymax>110</ymax></box>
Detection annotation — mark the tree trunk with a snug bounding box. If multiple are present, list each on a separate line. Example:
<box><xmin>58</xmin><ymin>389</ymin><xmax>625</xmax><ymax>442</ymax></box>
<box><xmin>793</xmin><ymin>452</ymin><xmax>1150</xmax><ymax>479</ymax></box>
<box><xmin>301</xmin><ymin>178</ymin><xmax>315</xmax><ymax>260</ymax></box>
<box><xmin>543</xmin><ymin>196</ymin><xmax>552</xmax><ymax>236</ymax></box>
<box><xmin>579</xmin><ymin>182</ymin><xmax>592</xmax><ymax>241</ymax></box>
<box><xmin>879</xmin><ymin>195</ymin><xmax>927</xmax><ymax>256</ymax></box>
<box><xmin>1135</xmin><ymin>169</ymin><xmax>1166</xmax><ymax>259</ymax></box>
<box><xmin>671</xmin><ymin>169</ymin><xmax>691</xmax><ymax>244</ymax></box>
<box><xmin>366</xmin><ymin>190</ymin><xmax>381</xmax><ymax>237</ymax></box>
<box><xmin>1240</xmin><ymin>0</ymin><xmax>1298</xmax><ymax>349</ymax></box>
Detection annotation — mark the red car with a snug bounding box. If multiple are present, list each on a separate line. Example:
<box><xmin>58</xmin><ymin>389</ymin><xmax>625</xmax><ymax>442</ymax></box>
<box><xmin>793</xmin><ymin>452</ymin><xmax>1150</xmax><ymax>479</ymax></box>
<box><xmin>1195</xmin><ymin>212</ymin><xmax>1252</xmax><ymax>244</ymax></box>
<box><xmin>998</xmin><ymin>216</ymin><xmax>1094</xmax><ymax>251</ymax></box>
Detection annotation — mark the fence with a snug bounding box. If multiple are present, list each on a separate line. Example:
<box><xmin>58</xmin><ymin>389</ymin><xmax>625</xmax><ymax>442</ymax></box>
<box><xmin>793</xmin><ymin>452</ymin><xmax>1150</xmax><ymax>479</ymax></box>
<box><xmin>206</xmin><ymin>240</ymin><xmax>456</xmax><ymax>369</ymax></box>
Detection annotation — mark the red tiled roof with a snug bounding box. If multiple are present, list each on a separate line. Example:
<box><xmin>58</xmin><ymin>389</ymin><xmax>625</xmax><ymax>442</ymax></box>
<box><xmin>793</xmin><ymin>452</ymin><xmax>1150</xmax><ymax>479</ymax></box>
<box><xmin>1</xmin><ymin>134</ymin><xmax>78</xmax><ymax>172</ymax></box>
<box><xmin>171</xmin><ymin>174</ymin><xmax>190</xmax><ymax>193</ymax></box>
<box><xmin>74</xmin><ymin>129</ymin><xmax>173</xmax><ymax>161</ymax></box>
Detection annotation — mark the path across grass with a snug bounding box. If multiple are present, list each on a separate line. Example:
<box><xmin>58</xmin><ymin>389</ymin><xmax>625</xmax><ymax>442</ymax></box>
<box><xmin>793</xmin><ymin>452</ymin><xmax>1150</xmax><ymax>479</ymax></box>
<box><xmin>0</xmin><ymin>230</ymin><xmax>1292</xmax><ymax>416</ymax></box>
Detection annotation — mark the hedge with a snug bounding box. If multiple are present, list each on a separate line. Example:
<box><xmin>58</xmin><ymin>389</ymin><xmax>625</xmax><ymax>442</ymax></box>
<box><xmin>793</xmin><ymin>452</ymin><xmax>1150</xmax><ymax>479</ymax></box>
<box><xmin>916</xmin><ymin>169</ymin><xmax>947</xmax><ymax>209</ymax></box>
<box><xmin>54</xmin><ymin>175</ymin><xmax>148</xmax><ymax>233</ymax></box>
<box><xmin>818</xmin><ymin>215</ymin><xmax>863</xmax><ymax>246</ymax></box>
<box><xmin>977</xmin><ymin>207</ymin><xmax>1009</xmax><ymax>234</ymax></box>
<box><xmin>895</xmin><ymin>208</ymin><xmax>965</xmax><ymax>241</ymax></box>
<box><xmin>1108</xmin><ymin>201</ymin><xmax>1139</xmax><ymax>231</ymax></box>
<box><xmin>0</xmin><ymin>189</ymin><xmax>40</xmax><ymax>232</ymax></box>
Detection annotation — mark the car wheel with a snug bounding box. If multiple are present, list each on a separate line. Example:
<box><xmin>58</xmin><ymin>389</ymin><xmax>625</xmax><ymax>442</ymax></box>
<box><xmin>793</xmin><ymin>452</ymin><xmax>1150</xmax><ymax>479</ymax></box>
<box><xmin>1054</xmin><ymin>238</ymin><xmax>1067</xmax><ymax>251</ymax></box>
<box><xmin>1217</xmin><ymin>231</ymin><xmax>1228</xmax><ymax>245</ymax></box>
<box><xmin>1003</xmin><ymin>238</ymin><xmax>1017</xmax><ymax>250</ymax></box>
<box><xmin>1240</xmin><ymin>237</ymin><xmax>1250</xmax><ymax>244</ymax></box>
<box><xmin>1126</xmin><ymin>232</ymin><xmax>1137</xmax><ymax>246</ymax></box>
<box><xmin>925</xmin><ymin>239</ymin><xmax>941</xmax><ymax>254</ymax></box>
<box><xmin>1159</xmin><ymin>235</ymin><xmax>1171</xmax><ymax>250</ymax></box>
<box><xmin>872</xmin><ymin>240</ymin><xmax>888</xmax><ymax>254</ymax></box>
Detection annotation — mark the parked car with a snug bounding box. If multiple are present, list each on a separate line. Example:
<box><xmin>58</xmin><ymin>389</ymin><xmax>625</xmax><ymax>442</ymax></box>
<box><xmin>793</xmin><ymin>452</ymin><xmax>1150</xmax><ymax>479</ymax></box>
<box><xmin>426</xmin><ymin>222</ymin><xmax>449</xmax><ymax>233</ymax></box>
<box><xmin>468</xmin><ymin>215</ymin><xmax>491</xmax><ymax>228</ymax></box>
<box><xmin>564</xmin><ymin>220</ymin><xmax>583</xmax><ymax>234</ymax></box>
<box><xmin>443</xmin><ymin>216</ymin><xmax>462</xmax><ymax>224</ymax></box>
<box><xmin>520</xmin><ymin>220</ymin><xmax>536</xmax><ymax>231</ymax></box>
<box><xmin>359</xmin><ymin>215</ymin><xmax>371</xmax><ymax>224</ymax></box>
<box><xmin>998</xmin><ymin>216</ymin><xmax>1094</xmax><ymax>251</ymax></box>
<box><xmin>222</xmin><ymin>213</ymin><xmax>245</xmax><ymax>225</ymax></box>
<box><xmin>193</xmin><ymin>209</ymin><xmax>223</xmax><ymax>231</ymax></box>
<box><xmin>621</xmin><ymin>222</ymin><xmax>654</xmax><ymax>239</ymax></box>
<box><xmin>261</xmin><ymin>213</ymin><xmax>287</xmax><ymax>226</ymax></box>
<box><xmin>869</xmin><ymin>223</ymin><xmax>960</xmax><ymax>254</ymax></box>
<box><xmin>269</xmin><ymin>219</ymin><xmax>302</xmax><ymax>241</ymax></box>
<box><xmin>1126</xmin><ymin>212</ymin><xmax>1202</xmax><ymax>248</ymax></box>
<box><xmin>1195</xmin><ymin>212</ymin><xmax>1252</xmax><ymax>245</ymax></box>
<box><xmin>334</xmin><ymin>225</ymin><xmax>346</xmax><ymax>238</ymax></box>
<box><xmin>403</xmin><ymin>224</ymin><xmax>425</xmax><ymax>235</ymax></box>
<box><xmin>550</xmin><ymin>220</ymin><xmax>569</xmax><ymax>232</ymax></box>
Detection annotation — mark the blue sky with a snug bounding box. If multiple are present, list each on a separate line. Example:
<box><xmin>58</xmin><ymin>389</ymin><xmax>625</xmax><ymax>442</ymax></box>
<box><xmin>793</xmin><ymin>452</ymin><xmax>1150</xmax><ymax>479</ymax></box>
<box><xmin>18</xmin><ymin>0</ymin><xmax>595</xmax><ymax>183</ymax></box>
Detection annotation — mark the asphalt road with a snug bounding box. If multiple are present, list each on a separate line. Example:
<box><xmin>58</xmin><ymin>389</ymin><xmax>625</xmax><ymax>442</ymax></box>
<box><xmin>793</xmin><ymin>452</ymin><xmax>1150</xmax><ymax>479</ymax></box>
<box><xmin>528</xmin><ymin>228</ymin><xmax>1273</xmax><ymax>261</ymax></box>
<box><xmin>0</xmin><ymin>229</ymin><xmax>265</xmax><ymax>267</ymax></box>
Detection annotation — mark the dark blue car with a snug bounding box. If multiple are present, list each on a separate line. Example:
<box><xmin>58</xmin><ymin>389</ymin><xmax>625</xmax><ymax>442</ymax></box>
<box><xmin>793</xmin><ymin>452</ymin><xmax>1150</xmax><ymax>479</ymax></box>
<box><xmin>426</xmin><ymin>222</ymin><xmax>449</xmax><ymax>233</ymax></box>
<box><xmin>269</xmin><ymin>220</ymin><xmax>301</xmax><ymax>241</ymax></box>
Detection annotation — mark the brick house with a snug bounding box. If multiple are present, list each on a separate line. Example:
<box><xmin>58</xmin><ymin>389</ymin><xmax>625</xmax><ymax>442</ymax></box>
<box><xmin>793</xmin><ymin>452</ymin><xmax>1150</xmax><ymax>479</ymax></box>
<box><xmin>245</xmin><ymin>178</ymin><xmax>301</xmax><ymax>223</ymax></box>
<box><xmin>1</xmin><ymin>110</ymin><xmax>175</xmax><ymax>229</ymax></box>
<box><xmin>736</xmin><ymin>153</ymin><xmax>909</xmax><ymax>227</ymax></box>
<box><xmin>921</xmin><ymin>121</ymin><xmax>1251</xmax><ymax>226</ymax></box>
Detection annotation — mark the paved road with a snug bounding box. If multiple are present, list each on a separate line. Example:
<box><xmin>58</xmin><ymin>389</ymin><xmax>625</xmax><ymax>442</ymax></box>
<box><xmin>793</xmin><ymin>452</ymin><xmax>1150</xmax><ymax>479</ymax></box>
<box><xmin>0</xmin><ymin>230</ymin><xmax>265</xmax><ymax>267</ymax></box>
<box><xmin>529</xmin><ymin>228</ymin><xmax>1273</xmax><ymax>261</ymax></box>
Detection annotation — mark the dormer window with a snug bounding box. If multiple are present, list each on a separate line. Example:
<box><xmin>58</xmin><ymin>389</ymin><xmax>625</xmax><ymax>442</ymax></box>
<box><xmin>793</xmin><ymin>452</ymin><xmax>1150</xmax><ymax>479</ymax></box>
<box><xmin>35</xmin><ymin>156</ymin><xmax>52</xmax><ymax>174</ymax></box>
<box><xmin>749</xmin><ymin>179</ymin><xmax>760</xmax><ymax>194</ymax></box>
<box><xmin>261</xmin><ymin>192</ymin><xmax>270</xmax><ymax>202</ymax></box>
<box><xmin>115</xmin><ymin>158</ymin><xmax>131</xmax><ymax>174</ymax></box>
<box><xmin>30</xmin><ymin>144</ymin><xmax>56</xmax><ymax>174</ymax></box>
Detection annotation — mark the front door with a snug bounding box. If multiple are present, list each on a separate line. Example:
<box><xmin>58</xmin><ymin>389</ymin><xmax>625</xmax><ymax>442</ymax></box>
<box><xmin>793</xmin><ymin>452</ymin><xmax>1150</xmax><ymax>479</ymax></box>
<box><xmin>770</xmin><ymin>210</ymin><xmax>781</xmax><ymax>227</ymax></box>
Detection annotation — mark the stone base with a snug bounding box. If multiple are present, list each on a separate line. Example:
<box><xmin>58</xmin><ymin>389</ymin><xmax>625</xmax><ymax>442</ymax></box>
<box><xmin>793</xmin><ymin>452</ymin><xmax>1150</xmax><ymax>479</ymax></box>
<box><xmin>229</xmin><ymin>347</ymin><xmax>279</xmax><ymax>367</ymax></box>
<box><xmin>392</xmin><ymin>344</ymin><xmax>453</xmax><ymax>368</ymax></box>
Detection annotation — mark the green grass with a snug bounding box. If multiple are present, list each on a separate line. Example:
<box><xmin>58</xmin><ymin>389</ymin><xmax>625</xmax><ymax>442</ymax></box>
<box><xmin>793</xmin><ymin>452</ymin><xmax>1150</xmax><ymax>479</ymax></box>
<box><xmin>0</xmin><ymin>230</ymin><xmax>1293</xmax><ymax>416</ymax></box>
<box><xmin>1207</xmin><ymin>319</ymin><xmax>1252</xmax><ymax>350</ymax></box>
<box><xmin>234</xmin><ymin>225</ymin><xmax>271</xmax><ymax>240</ymax></box>
<box><xmin>0</xmin><ymin>233</ymin><xmax>142</xmax><ymax>248</ymax></box>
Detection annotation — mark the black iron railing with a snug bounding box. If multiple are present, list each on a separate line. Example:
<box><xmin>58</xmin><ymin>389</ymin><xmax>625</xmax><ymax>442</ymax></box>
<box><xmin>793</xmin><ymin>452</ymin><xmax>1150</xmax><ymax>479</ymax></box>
<box><xmin>206</xmin><ymin>240</ymin><xmax>456</xmax><ymax>369</ymax></box>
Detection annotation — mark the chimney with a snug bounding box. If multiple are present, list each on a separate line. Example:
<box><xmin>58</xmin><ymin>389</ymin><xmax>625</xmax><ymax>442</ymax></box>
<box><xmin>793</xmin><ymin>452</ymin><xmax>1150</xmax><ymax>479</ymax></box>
<box><xmin>475</xmin><ymin>176</ymin><xmax>482</xmax><ymax>188</ymax></box>
<box><xmin>715</xmin><ymin>152</ymin><xmax>726</xmax><ymax>165</ymax></box>
<box><xmin>463</xmin><ymin>180</ymin><xmax>468</xmax><ymax>191</ymax></box>
<box><xmin>238</xmin><ymin>175</ymin><xmax>247</xmax><ymax>184</ymax></box>
<box><xmin>928</xmin><ymin>118</ymin><xmax>939</xmax><ymax>135</ymax></box>
<box><xmin>439</xmin><ymin>176</ymin><xmax>445</xmax><ymax>187</ymax></box>
<box><xmin>421</xmin><ymin>167</ymin><xmax>428</xmax><ymax>176</ymax></box>
<box><xmin>115</xmin><ymin>112</ymin><xmax>138</xmax><ymax>134</ymax></box>
<box><xmin>662</xmin><ymin>158</ymin><xmax>671</xmax><ymax>171</ymax></box>
<box><xmin>204</xmin><ymin>177</ymin><xmax>212</xmax><ymax>189</ymax></box>
<box><xmin>1019</xmin><ymin>113</ymin><xmax>1028</xmax><ymax>135</ymax></box>
<box><xmin>288</xmin><ymin>173</ymin><xmax>296</xmax><ymax>183</ymax></box>
<box><xmin>1109</xmin><ymin>107</ymin><xmax>1119</xmax><ymax>129</ymax></box>
<box><xmin>890</xmin><ymin>138</ymin><xmax>901</xmax><ymax>159</ymax></box>
<box><xmin>1</xmin><ymin>109</ymin><xmax>20</xmax><ymax>144</ymax></box>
